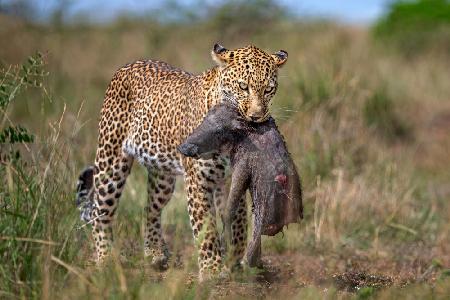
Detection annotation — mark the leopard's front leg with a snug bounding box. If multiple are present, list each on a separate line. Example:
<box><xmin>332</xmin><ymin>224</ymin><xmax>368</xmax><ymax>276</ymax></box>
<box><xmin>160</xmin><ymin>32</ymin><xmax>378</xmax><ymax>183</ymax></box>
<box><xmin>183</xmin><ymin>158</ymin><xmax>225</xmax><ymax>281</ymax></box>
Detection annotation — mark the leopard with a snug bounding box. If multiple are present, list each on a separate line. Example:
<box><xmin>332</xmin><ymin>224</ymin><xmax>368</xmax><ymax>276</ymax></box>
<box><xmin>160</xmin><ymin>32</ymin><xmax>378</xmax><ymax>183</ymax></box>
<box><xmin>75</xmin><ymin>43</ymin><xmax>288</xmax><ymax>281</ymax></box>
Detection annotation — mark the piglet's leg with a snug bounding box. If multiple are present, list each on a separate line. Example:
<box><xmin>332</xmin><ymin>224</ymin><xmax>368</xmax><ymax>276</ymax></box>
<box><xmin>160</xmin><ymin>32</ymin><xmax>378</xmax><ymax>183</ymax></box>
<box><xmin>224</xmin><ymin>170</ymin><xmax>249</xmax><ymax>268</ymax></box>
<box><xmin>246</xmin><ymin>212</ymin><xmax>263</xmax><ymax>268</ymax></box>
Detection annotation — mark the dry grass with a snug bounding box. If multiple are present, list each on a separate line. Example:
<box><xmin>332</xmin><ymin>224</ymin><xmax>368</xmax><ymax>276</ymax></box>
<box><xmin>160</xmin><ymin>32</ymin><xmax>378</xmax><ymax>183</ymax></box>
<box><xmin>0</xmin><ymin>12</ymin><xmax>449</xmax><ymax>299</ymax></box>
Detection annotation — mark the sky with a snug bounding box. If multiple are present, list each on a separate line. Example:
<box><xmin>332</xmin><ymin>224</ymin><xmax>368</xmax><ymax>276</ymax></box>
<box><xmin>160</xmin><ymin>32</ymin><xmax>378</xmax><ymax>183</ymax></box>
<box><xmin>4</xmin><ymin>0</ymin><xmax>392</xmax><ymax>24</ymax></box>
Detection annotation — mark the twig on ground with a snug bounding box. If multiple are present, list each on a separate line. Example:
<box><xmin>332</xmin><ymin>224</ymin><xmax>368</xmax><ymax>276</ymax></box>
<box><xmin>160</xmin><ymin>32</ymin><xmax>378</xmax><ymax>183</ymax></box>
<box><xmin>0</xmin><ymin>236</ymin><xmax>59</xmax><ymax>245</ymax></box>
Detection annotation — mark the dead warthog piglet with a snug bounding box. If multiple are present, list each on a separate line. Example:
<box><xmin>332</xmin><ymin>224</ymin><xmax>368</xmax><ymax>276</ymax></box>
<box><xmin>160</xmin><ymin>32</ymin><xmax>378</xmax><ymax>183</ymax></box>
<box><xmin>178</xmin><ymin>102</ymin><xmax>303</xmax><ymax>268</ymax></box>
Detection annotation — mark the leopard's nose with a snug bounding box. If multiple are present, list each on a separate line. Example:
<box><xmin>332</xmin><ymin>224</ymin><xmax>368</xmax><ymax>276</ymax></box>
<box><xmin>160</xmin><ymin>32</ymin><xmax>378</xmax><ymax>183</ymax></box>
<box><xmin>250</xmin><ymin>116</ymin><xmax>260</xmax><ymax>122</ymax></box>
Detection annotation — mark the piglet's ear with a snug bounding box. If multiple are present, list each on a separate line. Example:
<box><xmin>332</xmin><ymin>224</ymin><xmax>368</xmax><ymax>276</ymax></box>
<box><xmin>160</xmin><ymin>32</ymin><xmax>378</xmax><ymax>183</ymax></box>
<box><xmin>271</xmin><ymin>50</ymin><xmax>288</xmax><ymax>67</ymax></box>
<box><xmin>211</xmin><ymin>43</ymin><xmax>234</xmax><ymax>66</ymax></box>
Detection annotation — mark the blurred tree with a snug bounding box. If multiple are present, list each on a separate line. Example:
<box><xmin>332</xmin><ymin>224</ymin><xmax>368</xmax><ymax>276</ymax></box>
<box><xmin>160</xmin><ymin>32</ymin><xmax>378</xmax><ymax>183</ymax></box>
<box><xmin>0</xmin><ymin>0</ymin><xmax>75</xmax><ymax>24</ymax></box>
<box><xmin>373</xmin><ymin>0</ymin><xmax>450</xmax><ymax>55</ymax></box>
<box><xmin>49</xmin><ymin>0</ymin><xmax>75</xmax><ymax>27</ymax></box>
<box><xmin>207</xmin><ymin>0</ymin><xmax>288</xmax><ymax>38</ymax></box>
<box><xmin>0</xmin><ymin>0</ymin><xmax>35</xmax><ymax>20</ymax></box>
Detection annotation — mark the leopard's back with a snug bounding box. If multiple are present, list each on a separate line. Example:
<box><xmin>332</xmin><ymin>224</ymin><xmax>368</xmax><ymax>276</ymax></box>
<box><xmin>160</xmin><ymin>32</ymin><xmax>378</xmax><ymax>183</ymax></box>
<box><xmin>98</xmin><ymin>59</ymin><xmax>205</xmax><ymax>174</ymax></box>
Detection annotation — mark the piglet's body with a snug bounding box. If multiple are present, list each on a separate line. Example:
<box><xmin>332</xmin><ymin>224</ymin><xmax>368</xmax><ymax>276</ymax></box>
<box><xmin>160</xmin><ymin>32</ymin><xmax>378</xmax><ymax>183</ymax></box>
<box><xmin>178</xmin><ymin>103</ymin><xmax>303</xmax><ymax>267</ymax></box>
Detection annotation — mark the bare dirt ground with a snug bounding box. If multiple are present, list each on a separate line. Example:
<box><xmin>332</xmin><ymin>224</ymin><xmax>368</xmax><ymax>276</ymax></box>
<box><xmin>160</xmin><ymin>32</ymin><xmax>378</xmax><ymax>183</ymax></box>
<box><xmin>211</xmin><ymin>247</ymin><xmax>448</xmax><ymax>298</ymax></box>
<box><xmin>104</xmin><ymin>237</ymin><xmax>449</xmax><ymax>299</ymax></box>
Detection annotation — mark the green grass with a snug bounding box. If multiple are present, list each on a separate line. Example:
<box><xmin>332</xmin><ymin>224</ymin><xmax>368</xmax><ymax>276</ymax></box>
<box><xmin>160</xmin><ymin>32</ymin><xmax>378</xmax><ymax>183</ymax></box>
<box><xmin>363</xmin><ymin>88</ymin><xmax>409</xmax><ymax>140</ymax></box>
<box><xmin>1</xmin><ymin>7</ymin><xmax>450</xmax><ymax>299</ymax></box>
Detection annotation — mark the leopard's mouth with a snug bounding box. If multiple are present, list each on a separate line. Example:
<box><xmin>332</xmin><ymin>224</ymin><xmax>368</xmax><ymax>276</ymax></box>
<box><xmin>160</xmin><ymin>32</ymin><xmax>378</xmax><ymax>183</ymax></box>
<box><xmin>243</xmin><ymin>113</ymin><xmax>269</xmax><ymax>123</ymax></box>
<box><xmin>239</xmin><ymin>107</ymin><xmax>269</xmax><ymax>123</ymax></box>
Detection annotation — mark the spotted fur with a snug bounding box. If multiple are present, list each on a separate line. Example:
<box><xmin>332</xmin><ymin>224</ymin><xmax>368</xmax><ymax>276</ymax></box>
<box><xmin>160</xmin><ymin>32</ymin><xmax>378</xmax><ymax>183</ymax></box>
<box><xmin>75</xmin><ymin>44</ymin><xmax>288</xmax><ymax>281</ymax></box>
<box><xmin>75</xmin><ymin>166</ymin><xmax>95</xmax><ymax>223</ymax></box>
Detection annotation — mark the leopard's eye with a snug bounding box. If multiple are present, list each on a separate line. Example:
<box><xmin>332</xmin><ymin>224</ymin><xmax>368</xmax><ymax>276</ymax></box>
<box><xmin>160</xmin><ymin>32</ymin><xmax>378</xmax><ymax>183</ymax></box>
<box><xmin>265</xmin><ymin>85</ymin><xmax>274</xmax><ymax>94</ymax></box>
<box><xmin>239</xmin><ymin>82</ymin><xmax>248</xmax><ymax>91</ymax></box>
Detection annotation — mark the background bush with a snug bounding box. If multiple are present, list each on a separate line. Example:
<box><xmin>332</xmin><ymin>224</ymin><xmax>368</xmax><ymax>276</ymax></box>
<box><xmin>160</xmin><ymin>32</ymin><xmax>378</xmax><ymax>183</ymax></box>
<box><xmin>373</xmin><ymin>0</ymin><xmax>450</xmax><ymax>55</ymax></box>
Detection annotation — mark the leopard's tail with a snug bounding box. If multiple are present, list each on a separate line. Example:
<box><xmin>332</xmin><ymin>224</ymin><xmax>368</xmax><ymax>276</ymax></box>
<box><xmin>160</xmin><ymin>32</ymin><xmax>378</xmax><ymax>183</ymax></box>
<box><xmin>75</xmin><ymin>166</ymin><xmax>95</xmax><ymax>223</ymax></box>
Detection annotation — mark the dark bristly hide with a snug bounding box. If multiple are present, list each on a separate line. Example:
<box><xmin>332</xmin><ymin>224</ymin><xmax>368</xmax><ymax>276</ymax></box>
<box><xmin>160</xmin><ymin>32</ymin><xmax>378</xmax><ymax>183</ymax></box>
<box><xmin>177</xmin><ymin>102</ymin><xmax>303</xmax><ymax>267</ymax></box>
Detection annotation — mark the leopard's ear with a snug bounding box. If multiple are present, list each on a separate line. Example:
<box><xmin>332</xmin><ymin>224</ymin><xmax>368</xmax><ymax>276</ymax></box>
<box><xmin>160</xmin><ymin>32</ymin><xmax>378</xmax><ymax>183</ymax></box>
<box><xmin>211</xmin><ymin>43</ymin><xmax>233</xmax><ymax>66</ymax></box>
<box><xmin>271</xmin><ymin>50</ymin><xmax>288</xmax><ymax>67</ymax></box>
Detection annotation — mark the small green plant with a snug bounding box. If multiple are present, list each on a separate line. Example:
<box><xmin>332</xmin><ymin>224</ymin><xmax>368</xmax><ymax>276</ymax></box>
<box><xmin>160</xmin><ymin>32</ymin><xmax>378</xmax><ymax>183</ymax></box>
<box><xmin>357</xmin><ymin>286</ymin><xmax>375</xmax><ymax>299</ymax></box>
<box><xmin>440</xmin><ymin>269</ymin><xmax>450</xmax><ymax>279</ymax></box>
<box><xmin>0</xmin><ymin>52</ymin><xmax>47</xmax><ymax>158</ymax></box>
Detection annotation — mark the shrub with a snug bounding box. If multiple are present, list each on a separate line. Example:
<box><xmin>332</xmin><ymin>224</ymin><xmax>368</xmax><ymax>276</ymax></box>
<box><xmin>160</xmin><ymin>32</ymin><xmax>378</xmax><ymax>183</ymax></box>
<box><xmin>373</xmin><ymin>0</ymin><xmax>450</xmax><ymax>55</ymax></box>
<box><xmin>207</xmin><ymin>0</ymin><xmax>287</xmax><ymax>38</ymax></box>
<box><xmin>0</xmin><ymin>52</ymin><xmax>47</xmax><ymax>158</ymax></box>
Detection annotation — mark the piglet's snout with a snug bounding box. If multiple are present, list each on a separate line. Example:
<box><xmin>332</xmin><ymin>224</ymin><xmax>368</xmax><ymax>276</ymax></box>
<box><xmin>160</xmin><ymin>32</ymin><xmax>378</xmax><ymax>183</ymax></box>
<box><xmin>177</xmin><ymin>143</ymin><xmax>199</xmax><ymax>157</ymax></box>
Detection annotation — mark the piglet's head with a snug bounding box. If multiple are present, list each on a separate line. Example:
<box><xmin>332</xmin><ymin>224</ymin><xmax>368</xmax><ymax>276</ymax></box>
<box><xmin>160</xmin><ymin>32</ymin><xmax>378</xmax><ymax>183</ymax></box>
<box><xmin>278</xmin><ymin>168</ymin><xmax>303</xmax><ymax>221</ymax></box>
<box><xmin>178</xmin><ymin>103</ymin><xmax>245</xmax><ymax>158</ymax></box>
<box><xmin>261</xmin><ymin>168</ymin><xmax>303</xmax><ymax>237</ymax></box>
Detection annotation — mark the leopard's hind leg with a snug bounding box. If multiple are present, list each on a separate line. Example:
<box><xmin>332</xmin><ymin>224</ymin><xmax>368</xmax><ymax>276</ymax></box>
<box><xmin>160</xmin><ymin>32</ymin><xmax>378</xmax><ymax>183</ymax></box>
<box><xmin>91</xmin><ymin>70</ymin><xmax>133</xmax><ymax>262</ymax></box>
<box><xmin>92</xmin><ymin>150</ymin><xmax>133</xmax><ymax>262</ymax></box>
<box><xmin>144</xmin><ymin>169</ymin><xmax>176</xmax><ymax>269</ymax></box>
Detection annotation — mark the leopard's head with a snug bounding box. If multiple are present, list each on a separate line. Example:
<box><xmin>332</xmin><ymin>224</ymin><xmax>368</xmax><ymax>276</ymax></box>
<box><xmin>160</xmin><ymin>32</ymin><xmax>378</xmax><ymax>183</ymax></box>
<box><xmin>212</xmin><ymin>43</ymin><xmax>288</xmax><ymax>123</ymax></box>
